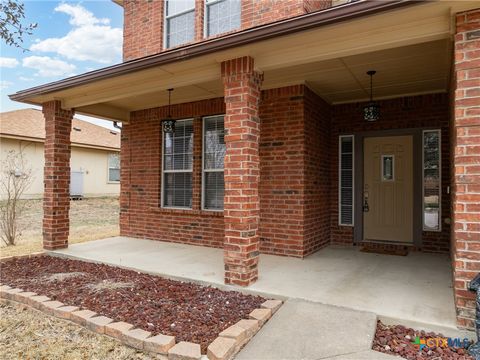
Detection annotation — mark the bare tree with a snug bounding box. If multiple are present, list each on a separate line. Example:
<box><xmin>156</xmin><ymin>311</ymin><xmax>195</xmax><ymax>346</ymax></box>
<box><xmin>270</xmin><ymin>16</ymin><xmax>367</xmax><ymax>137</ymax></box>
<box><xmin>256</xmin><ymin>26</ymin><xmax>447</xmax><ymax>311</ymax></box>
<box><xmin>0</xmin><ymin>147</ymin><xmax>34</xmax><ymax>246</ymax></box>
<box><xmin>0</xmin><ymin>0</ymin><xmax>37</xmax><ymax>50</ymax></box>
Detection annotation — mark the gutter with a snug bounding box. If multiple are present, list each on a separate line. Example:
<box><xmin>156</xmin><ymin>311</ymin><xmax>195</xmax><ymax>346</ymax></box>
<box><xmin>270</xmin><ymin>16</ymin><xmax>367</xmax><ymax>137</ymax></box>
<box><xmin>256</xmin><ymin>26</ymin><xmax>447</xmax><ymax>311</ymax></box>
<box><xmin>9</xmin><ymin>0</ymin><xmax>419</xmax><ymax>102</ymax></box>
<box><xmin>1</xmin><ymin>134</ymin><xmax>120</xmax><ymax>151</ymax></box>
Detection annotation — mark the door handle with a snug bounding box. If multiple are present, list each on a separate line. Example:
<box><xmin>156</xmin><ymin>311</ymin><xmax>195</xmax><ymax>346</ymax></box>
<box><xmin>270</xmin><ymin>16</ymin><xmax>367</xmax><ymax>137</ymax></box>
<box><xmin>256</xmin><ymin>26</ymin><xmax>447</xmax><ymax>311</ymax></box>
<box><xmin>363</xmin><ymin>191</ymin><xmax>369</xmax><ymax>212</ymax></box>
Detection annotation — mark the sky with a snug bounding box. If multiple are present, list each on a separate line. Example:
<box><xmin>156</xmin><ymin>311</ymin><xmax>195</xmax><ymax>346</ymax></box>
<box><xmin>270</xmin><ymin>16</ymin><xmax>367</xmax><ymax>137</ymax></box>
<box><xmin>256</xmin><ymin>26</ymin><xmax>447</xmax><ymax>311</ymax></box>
<box><xmin>0</xmin><ymin>0</ymin><xmax>124</xmax><ymax>130</ymax></box>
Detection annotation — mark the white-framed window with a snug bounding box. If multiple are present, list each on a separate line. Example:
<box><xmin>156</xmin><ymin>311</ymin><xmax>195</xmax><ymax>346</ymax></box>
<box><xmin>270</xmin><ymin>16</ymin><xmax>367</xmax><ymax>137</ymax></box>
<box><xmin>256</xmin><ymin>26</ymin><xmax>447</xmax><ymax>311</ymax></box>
<box><xmin>202</xmin><ymin>115</ymin><xmax>225</xmax><ymax>211</ymax></box>
<box><xmin>162</xmin><ymin>119</ymin><xmax>194</xmax><ymax>208</ymax></box>
<box><xmin>108</xmin><ymin>153</ymin><xmax>120</xmax><ymax>182</ymax></box>
<box><xmin>205</xmin><ymin>0</ymin><xmax>241</xmax><ymax>37</ymax></box>
<box><xmin>339</xmin><ymin>135</ymin><xmax>354</xmax><ymax>226</ymax></box>
<box><xmin>164</xmin><ymin>0</ymin><xmax>195</xmax><ymax>49</ymax></box>
<box><xmin>423</xmin><ymin>129</ymin><xmax>441</xmax><ymax>232</ymax></box>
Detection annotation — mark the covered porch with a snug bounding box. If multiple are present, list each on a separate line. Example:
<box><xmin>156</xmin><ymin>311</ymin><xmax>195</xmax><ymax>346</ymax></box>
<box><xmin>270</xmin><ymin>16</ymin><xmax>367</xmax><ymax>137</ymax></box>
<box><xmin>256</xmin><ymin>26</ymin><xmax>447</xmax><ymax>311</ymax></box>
<box><xmin>9</xmin><ymin>0</ymin><xmax>480</xmax><ymax>330</ymax></box>
<box><xmin>52</xmin><ymin>236</ymin><xmax>456</xmax><ymax>330</ymax></box>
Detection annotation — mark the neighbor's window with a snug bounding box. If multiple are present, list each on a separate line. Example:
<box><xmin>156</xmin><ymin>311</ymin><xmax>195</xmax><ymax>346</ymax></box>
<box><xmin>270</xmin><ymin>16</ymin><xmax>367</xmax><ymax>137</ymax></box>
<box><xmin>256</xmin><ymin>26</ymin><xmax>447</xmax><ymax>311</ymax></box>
<box><xmin>165</xmin><ymin>0</ymin><xmax>195</xmax><ymax>48</ymax></box>
<box><xmin>108</xmin><ymin>153</ymin><xmax>120</xmax><ymax>182</ymax></box>
<box><xmin>339</xmin><ymin>135</ymin><xmax>354</xmax><ymax>226</ymax></box>
<box><xmin>206</xmin><ymin>0</ymin><xmax>241</xmax><ymax>37</ymax></box>
<box><xmin>423</xmin><ymin>130</ymin><xmax>441</xmax><ymax>231</ymax></box>
<box><xmin>163</xmin><ymin>119</ymin><xmax>194</xmax><ymax>208</ymax></box>
<box><xmin>202</xmin><ymin>115</ymin><xmax>225</xmax><ymax>210</ymax></box>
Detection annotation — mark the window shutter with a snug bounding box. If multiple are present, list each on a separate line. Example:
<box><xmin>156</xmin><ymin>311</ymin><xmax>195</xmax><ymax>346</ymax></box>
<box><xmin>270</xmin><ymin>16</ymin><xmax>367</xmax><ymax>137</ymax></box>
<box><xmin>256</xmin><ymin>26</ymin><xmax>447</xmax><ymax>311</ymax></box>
<box><xmin>339</xmin><ymin>136</ymin><xmax>354</xmax><ymax>226</ymax></box>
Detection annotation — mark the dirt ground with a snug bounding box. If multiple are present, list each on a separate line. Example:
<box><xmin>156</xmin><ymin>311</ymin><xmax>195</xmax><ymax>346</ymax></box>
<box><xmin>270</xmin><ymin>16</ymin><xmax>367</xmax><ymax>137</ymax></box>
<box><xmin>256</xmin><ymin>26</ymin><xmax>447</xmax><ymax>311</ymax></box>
<box><xmin>0</xmin><ymin>197</ymin><xmax>119</xmax><ymax>258</ymax></box>
<box><xmin>0</xmin><ymin>301</ymin><xmax>155</xmax><ymax>360</ymax></box>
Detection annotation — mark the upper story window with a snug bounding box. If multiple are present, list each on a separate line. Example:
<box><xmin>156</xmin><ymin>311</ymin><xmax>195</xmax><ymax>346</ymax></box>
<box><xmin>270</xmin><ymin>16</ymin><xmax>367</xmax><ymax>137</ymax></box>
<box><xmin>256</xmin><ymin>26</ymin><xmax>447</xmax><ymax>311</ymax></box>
<box><xmin>205</xmin><ymin>0</ymin><xmax>241</xmax><ymax>37</ymax></box>
<box><xmin>165</xmin><ymin>0</ymin><xmax>195</xmax><ymax>49</ymax></box>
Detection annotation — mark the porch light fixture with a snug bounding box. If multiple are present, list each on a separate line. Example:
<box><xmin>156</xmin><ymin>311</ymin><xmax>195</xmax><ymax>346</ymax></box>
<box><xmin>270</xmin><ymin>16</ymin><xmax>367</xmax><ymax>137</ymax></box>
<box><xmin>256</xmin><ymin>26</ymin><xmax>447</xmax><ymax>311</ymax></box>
<box><xmin>363</xmin><ymin>70</ymin><xmax>380</xmax><ymax>122</ymax></box>
<box><xmin>162</xmin><ymin>88</ymin><xmax>175</xmax><ymax>134</ymax></box>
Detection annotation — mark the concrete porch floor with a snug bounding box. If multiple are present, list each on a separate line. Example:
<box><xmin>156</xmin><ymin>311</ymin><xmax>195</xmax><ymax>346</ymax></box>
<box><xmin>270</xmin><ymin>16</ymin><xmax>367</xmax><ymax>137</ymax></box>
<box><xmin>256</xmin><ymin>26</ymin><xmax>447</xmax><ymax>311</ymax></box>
<box><xmin>52</xmin><ymin>236</ymin><xmax>457</xmax><ymax>330</ymax></box>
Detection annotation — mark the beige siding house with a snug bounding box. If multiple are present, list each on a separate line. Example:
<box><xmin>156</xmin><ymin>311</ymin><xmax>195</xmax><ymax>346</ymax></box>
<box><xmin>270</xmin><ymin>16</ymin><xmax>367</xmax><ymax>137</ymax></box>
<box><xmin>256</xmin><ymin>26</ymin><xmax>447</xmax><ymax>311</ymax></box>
<box><xmin>0</xmin><ymin>109</ymin><xmax>120</xmax><ymax>198</ymax></box>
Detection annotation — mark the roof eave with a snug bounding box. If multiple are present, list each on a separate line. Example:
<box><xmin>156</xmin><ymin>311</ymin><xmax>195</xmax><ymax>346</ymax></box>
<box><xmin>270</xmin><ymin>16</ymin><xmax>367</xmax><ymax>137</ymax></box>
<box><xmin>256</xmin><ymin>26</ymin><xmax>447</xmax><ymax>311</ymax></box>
<box><xmin>9</xmin><ymin>0</ymin><xmax>420</xmax><ymax>103</ymax></box>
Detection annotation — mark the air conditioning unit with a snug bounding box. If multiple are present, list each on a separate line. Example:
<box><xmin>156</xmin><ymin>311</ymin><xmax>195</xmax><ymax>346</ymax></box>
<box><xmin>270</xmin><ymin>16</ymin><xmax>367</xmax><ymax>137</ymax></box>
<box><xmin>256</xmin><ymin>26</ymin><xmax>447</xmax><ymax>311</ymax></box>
<box><xmin>70</xmin><ymin>170</ymin><xmax>84</xmax><ymax>199</ymax></box>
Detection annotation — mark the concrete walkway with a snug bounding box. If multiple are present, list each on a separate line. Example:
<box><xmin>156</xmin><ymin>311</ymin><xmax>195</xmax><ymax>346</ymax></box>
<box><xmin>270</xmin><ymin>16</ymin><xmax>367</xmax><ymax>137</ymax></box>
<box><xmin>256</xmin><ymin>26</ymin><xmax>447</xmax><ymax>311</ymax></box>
<box><xmin>52</xmin><ymin>236</ymin><xmax>456</xmax><ymax>330</ymax></box>
<box><xmin>236</xmin><ymin>299</ymin><xmax>396</xmax><ymax>360</ymax></box>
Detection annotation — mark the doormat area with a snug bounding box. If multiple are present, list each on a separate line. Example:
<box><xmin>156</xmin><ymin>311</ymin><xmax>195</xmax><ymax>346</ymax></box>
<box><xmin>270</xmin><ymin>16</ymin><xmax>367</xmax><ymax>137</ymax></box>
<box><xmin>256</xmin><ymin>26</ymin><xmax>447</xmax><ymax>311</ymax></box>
<box><xmin>360</xmin><ymin>243</ymin><xmax>409</xmax><ymax>256</ymax></box>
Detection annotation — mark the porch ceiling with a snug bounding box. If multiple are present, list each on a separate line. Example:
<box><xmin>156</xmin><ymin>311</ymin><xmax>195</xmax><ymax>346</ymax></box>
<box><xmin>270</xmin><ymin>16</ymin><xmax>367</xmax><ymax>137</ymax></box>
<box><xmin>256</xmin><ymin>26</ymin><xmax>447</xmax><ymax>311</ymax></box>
<box><xmin>98</xmin><ymin>38</ymin><xmax>452</xmax><ymax>111</ymax></box>
<box><xmin>9</xmin><ymin>0</ymin><xmax>478</xmax><ymax>122</ymax></box>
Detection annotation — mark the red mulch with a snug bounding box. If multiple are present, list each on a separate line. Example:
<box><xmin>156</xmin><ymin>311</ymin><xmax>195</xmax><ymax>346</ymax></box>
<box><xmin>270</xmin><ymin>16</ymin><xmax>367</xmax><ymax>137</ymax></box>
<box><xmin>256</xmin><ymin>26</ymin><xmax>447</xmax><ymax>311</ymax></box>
<box><xmin>0</xmin><ymin>256</ymin><xmax>266</xmax><ymax>353</ymax></box>
<box><xmin>373</xmin><ymin>321</ymin><xmax>474</xmax><ymax>360</ymax></box>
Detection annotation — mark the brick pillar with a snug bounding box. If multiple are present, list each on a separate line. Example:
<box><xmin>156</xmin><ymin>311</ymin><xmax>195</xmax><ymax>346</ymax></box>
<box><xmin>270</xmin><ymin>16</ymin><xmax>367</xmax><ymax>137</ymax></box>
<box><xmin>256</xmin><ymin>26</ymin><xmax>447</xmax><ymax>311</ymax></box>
<box><xmin>194</xmin><ymin>0</ymin><xmax>204</xmax><ymax>41</ymax></box>
<box><xmin>452</xmin><ymin>8</ymin><xmax>480</xmax><ymax>329</ymax></box>
<box><xmin>42</xmin><ymin>100</ymin><xmax>73</xmax><ymax>250</ymax></box>
<box><xmin>221</xmin><ymin>56</ymin><xmax>263</xmax><ymax>286</ymax></box>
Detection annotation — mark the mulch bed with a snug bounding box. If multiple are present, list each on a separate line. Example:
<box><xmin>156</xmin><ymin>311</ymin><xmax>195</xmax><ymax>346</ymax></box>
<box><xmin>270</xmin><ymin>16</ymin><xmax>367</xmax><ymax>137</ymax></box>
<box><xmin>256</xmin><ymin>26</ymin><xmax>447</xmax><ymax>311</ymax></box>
<box><xmin>0</xmin><ymin>256</ymin><xmax>266</xmax><ymax>353</ymax></box>
<box><xmin>373</xmin><ymin>321</ymin><xmax>475</xmax><ymax>360</ymax></box>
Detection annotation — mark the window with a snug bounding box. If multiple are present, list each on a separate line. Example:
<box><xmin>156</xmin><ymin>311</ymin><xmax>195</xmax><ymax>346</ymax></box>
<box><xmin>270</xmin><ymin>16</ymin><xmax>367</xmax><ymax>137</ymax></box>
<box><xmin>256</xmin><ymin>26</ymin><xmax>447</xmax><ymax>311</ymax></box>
<box><xmin>339</xmin><ymin>135</ymin><xmax>354</xmax><ymax>226</ymax></box>
<box><xmin>163</xmin><ymin>119</ymin><xmax>194</xmax><ymax>208</ymax></box>
<box><xmin>108</xmin><ymin>153</ymin><xmax>120</xmax><ymax>182</ymax></box>
<box><xmin>202</xmin><ymin>115</ymin><xmax>225</xmax><ymax>210</ymax></box>
<box><xmin>423</xmin><ymin>130</ymin><xmax>441</xmax><ymax>231</ymax></box>
<box><xmin>381</xmin><ymin>155</ymin><xmax>394</xmax><ymax>181</ymax></box>
<box><xmin>205</xmin><ymin>0</ymin><xmax>241</xmax><ymax>37</ymax></box>
<box><xmin>165</xmin><ymin>0</ymin><xmax>195</xmax><ymax>48</ymax></box>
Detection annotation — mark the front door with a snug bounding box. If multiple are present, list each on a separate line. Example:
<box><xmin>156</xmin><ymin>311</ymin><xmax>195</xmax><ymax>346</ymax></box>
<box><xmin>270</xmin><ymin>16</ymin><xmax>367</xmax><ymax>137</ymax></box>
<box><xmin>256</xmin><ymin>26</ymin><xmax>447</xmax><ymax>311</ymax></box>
<box><xmin>363</xmin><ymin>135</ymin><xmax>413</xmax><ymax>243</ymax></box>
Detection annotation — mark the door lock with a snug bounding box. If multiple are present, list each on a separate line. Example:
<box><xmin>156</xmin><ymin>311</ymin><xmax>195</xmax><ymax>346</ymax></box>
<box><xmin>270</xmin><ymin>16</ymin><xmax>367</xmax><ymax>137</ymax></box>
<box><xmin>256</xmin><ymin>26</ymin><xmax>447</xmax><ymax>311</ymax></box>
<box><xmin>363</xmin><ymin>191</ymin><xmax>369</xmax><ymax>212</ymax></box>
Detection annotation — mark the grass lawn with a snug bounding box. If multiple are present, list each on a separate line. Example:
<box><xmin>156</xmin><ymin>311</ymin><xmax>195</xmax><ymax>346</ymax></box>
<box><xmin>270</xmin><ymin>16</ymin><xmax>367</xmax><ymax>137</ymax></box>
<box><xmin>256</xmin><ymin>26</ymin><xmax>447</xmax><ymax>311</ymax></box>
<box><xmin>0</xmin><ymin>302</ymin><xmax>154</xmax><ymax>359</ymax></box>
<box><xmin>0</xmin><ymin>197</ymin><xmax>119</xmax><ymax>258</ymax></box>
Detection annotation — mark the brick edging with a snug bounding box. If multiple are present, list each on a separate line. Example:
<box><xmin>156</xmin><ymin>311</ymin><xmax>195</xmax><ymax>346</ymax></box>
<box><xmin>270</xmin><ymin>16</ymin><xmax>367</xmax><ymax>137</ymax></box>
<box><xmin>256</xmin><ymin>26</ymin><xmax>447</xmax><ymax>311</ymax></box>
<box><xmin>0</xmin><ymin>252</ymin><xmax>45</xmax><ymax>262</ymax></box>
<box><xmin>0</xmin><ymin>283</ymin><xmax>282</xmax><ymax>360</ymax></box>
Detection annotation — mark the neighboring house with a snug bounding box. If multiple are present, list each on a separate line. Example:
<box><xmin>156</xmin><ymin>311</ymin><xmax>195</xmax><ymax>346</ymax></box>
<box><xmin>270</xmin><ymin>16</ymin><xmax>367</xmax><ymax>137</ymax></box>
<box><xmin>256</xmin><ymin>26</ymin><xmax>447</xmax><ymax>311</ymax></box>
<box><xmin>0</xmin><ymin>109</ymin><xmax>120</xmax><ymax>198</ymax></box>
<box><xmin>8</xmin><ymin>0</ymin><xmax>480</xmax><ymax>329</ymax></box>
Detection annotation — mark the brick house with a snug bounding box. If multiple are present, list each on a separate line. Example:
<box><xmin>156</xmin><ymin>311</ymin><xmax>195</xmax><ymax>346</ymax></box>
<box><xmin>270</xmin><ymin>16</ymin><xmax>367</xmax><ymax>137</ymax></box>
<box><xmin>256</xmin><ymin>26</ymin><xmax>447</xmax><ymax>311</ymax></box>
<box><xmin>9</xmin><ymin>0</ymin><xmax>480</xmax><ymax>329</ymax></box>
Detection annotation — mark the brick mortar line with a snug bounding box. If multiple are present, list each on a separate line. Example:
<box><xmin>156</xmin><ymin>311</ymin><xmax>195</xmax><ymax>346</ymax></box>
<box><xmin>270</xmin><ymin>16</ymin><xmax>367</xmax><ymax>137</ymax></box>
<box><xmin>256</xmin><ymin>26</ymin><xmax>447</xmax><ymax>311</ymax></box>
<box><xmin>0</xmin><ymin>281</ymin><xmax>282</xmax><ymax>360</ymax></box>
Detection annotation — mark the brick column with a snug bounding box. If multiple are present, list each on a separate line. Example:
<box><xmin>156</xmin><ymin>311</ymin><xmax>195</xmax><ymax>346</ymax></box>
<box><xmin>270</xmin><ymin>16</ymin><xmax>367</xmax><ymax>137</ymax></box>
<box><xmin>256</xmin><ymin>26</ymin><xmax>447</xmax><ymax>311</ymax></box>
<box><xmin>221</xmin><ymin>56</ymin><xmax>263</xmax><ymax>286</ymax></box>
<box><xmin>42</xmin><ymin>100</ymin><xmax>73</xmax><ymax>250</ymax></box>
<box><xmin>452</xmin><ymin>8</ymin><xmax>480</xmax><ymax>329</ymax></box>
<box><xmin>194</xmin><ymin>0</ymin><xmax>204</xmax><ymax>41</ymax></box>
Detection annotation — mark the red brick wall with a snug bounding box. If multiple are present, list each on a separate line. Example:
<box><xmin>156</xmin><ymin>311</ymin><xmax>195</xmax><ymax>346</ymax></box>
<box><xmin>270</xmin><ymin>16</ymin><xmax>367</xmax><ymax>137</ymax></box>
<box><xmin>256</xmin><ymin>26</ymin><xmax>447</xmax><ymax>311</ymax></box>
<box><xmin>259</xmin><ymin>86</ymin><xmax>306</xmax><ymax>256</ymax></box>
<box><xmin>452</xmin><ymin>8</ymin><xmax>480</xmax><ymax>330</ymax></box>
<box><xmin>120</xmin><ymin>84</ymin><xmax>332</xmax><ymax>258</ymax></box>
<box><xmin>303</xmin><ymin>87</ymin><xmax>332</xmax><ymax>256</ymax></box>
<box><xmin>122</xmin><ymin>0</ymin><xmax>332</xmax><ymax>61</ymax></box>
<box><xmin>120</xmin><ymin>98</ymin><xmax>226</xmax><ymax>248</ymax></box>
<box><xmin>330</xmin><ymin>94</ymin><xmax>451</xmax><ymax>253</ymax></box>
<box><xmin>123</xmin><ymin>0</ymin><xmax>164</xmax><ymax>62</ymax></box>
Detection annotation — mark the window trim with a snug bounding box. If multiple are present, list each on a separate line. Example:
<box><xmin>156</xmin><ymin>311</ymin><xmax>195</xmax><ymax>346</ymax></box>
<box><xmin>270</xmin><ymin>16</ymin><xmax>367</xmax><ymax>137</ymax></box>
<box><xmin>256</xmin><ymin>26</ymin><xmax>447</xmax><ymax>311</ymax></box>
<box><xmin>107</xmin><ymin>152</ymin><xmax>120</xmax><ymax>183</ymax></box>
<box><xmin>422</xmin><ymin>129</ymin><xmax>442</xmax><ymax>232</ymax></box>
<box><xmin>338</xmin><ymin>135</ymin><xmax>354</xmax><ymax>226</ymax></box>
<box><xmin>164</xmin><ymin>0</ymin><xmax>196</xmax><ymax>49</ymax></box>
<box><xmin>161</xmin><ymin>118</ymin><xmax>194</xmax><ymax>210</ymax></box>
<box><xmin>201</xmin><ymin>114</ymin><xmax>225</xmax><ymax>212</ymax></box>
<box><xmin>204</xmin><ymin>0</ymin><xmax>241</xmax><ymax>38</ymax></box>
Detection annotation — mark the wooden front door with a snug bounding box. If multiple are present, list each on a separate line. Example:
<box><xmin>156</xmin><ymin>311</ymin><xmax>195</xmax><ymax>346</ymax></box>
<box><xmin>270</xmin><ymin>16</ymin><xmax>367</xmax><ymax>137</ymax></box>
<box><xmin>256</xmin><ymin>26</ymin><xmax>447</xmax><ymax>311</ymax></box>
<box><xmin>363</xmin><ymin>135</ymin><xmax>413</xmax><ymax>243</ymax></box>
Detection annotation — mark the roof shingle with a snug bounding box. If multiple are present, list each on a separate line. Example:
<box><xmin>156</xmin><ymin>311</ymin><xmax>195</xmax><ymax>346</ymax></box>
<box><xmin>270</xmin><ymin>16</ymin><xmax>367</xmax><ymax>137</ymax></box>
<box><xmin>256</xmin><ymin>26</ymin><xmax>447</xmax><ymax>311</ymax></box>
<box><xmin>0</xmin><ymin>108</ymin><xmax>120</xmax><ymax>150</ymax></box>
